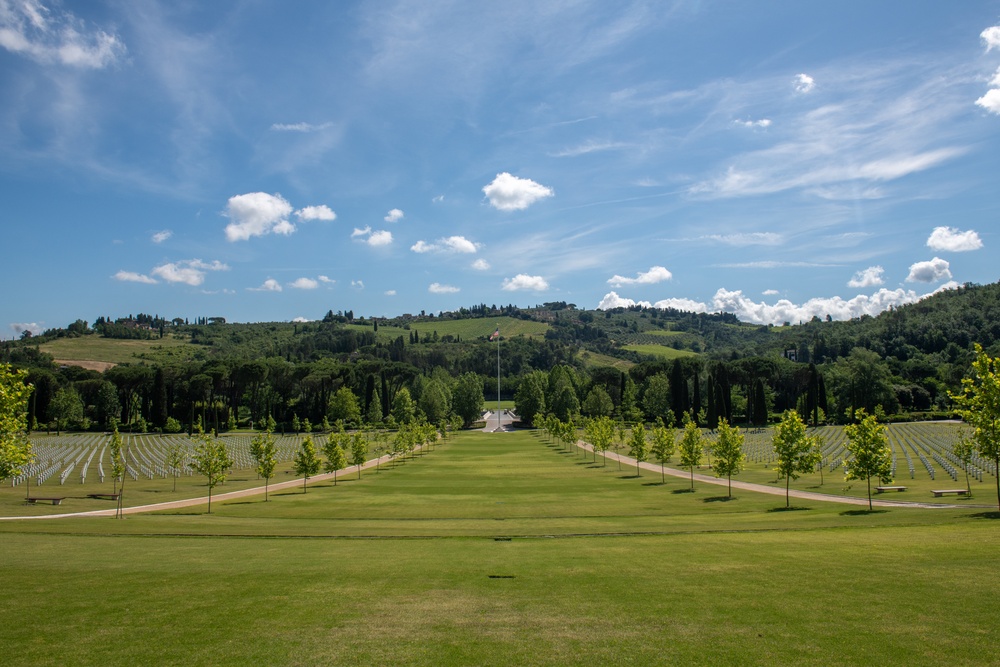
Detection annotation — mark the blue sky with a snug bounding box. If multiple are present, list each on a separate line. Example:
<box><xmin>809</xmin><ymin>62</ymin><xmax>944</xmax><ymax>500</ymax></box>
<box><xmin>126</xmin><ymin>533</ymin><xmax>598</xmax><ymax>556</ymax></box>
<box><xmin>2</xmin><ymin>1</ymin><xmax>999</xmax><ymax>337</ymax></box>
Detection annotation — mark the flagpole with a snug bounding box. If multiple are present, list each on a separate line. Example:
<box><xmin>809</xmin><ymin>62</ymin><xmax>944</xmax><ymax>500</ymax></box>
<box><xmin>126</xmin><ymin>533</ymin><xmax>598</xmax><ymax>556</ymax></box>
<box><xmin>496</xmin><ymin>323</ymin><xmax>501</xmax><ymax>432</ymax></box>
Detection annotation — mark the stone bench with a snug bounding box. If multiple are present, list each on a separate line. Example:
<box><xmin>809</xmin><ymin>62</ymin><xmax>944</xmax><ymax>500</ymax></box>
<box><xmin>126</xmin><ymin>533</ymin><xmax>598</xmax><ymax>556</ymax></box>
<box><xmin>931</xmin><ymin>489</ymin><xmax>969</xmax><ymax>497</ymax></box>
<box><xmin>875</xmin><ymin>486</ymin><xmax>907</xmax><ymax>493</ymax></box>
<box><xmin>87</xmin><ymin>493</ymin><xmax>120</xmax><ymax>501</ymax></box>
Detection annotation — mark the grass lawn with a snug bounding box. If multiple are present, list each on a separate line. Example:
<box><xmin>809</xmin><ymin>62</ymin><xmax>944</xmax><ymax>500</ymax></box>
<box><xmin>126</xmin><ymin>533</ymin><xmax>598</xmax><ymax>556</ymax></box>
<box><xmin>1</xmin><ymin>430</ymin><xmax>997</xmax><ymax>665</ymax></box>
<box><xmin>352</xmin><ymin>316</ymin><xmax>549</xmax><ymax>342</ymax></box>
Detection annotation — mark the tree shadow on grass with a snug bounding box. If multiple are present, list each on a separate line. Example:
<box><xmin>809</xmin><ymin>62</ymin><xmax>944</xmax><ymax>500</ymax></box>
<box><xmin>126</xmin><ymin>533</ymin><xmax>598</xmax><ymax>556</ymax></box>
<box><xmin>619</xmin><ymin>474</ymin><xmax>642</xmax><ymax>480</ymax></box>
<box><xmin>642</xmin><ymin>481</ymin><xmax>667</xmax><ymax>487</ymax></box>
<box><xmin>703</xmin><ymin>496</ymin><xmax>734</xmax><ymax>503</ymax></box>
<box><xmin>767</xmin><ymin>506</ymin><xmax>812</xmax><ymax>513</ymax></box>
<box><xmin>672</xmin><ymin>488</ymin><xmax>696</xmax><ymax>494</ymax></box>
<box><xmin>839</xmin><ymin>508</ymin><xmax>888</xmax><ymax>516</ymax></box>
<box><xmin>968</xmin><ymin>511</ymin><xmax>1000</xmax><ymax>520</ymax></box>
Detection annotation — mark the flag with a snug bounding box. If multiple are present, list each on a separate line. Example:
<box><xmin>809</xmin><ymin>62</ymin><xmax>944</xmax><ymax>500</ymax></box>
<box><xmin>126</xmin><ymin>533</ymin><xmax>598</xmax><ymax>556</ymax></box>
<box><xmin>489</xmin><ymin>326</ymin><xmax>499</xmax><ymax>341</ymax></box>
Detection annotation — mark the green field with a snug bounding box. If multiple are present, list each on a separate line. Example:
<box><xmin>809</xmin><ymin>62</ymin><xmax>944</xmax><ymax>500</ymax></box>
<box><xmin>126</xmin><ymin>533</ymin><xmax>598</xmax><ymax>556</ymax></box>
<box><xmin>39</xmin><ymin>334</ymin><xmax>195</xmax><ymax>366</ymax></box>
<box><xmin>353</xmin><ymin>316</ymin><xmax>549</xmax><ymax>342</ymax></box>
<box><xmin>622</xmin><ymin>343</ymin><xmax>697</xmax><ymax>359</ymax></box>
<box><xmin>2</xmin><ymin>430</ymin><xmax>998</xmax><ymax>665</ymax></box>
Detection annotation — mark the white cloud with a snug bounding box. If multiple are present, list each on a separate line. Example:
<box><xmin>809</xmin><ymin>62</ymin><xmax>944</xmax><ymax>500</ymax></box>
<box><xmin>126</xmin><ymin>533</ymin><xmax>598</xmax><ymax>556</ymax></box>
<box><xmin>10</xmin><ymin>322</ymin><xmax>43</xmax><ymax>336</ymax></box>
<box><xmin>906</xmin><ymin>257</ymin><xmax>952</xmax><ymax>283</ymax></box>
<box><xmin>501</xmin><ymin>274</ymin><xmax>549</xmax><ymax>291</ymax></box>
<box><xmin>982</xmin><ymin>25</ymin><xmax>1000</xmax><ymax>51</ymax></box>
<box><xmin>270</xmin><ymin>122</ymin><xmax>333</xmax><ymax>132</ymax></box>
<box><xmin>384</xmin><ymin>289</ymin><xmax>396</xmax><ymax>296</ymax></box>
<box><xmin>151</xmin><ymin>230</ymin><xmax>172</xmax><ymax>244</ymax></box>
<box><xmin>411</xmin><ymin>235</ymin><xmax>479</xmax><ymax>254</ymax></box>
<box><xmin>734</xmin><ymin>119</ymin><xmax>772</xmax><ymax>129</ymax></box>
<box><xmin>710</xmin><ymin>287</ymin><xmax>937</xmax><ymax>325</ymax></box>
<box><xmin>762</xmin><ymin>289</ymin><xmax>779</xmax><ymax>296</ymax></box>
<box><xmin>384</xmin><ymin>208</ymin><xmax>404</xmax><ymax>222</ymax></box>
<box><xmin>472</xmin><ymin>258</ymin><xmax>490</xmax><ymax>270</ymax></box>
<box><xmin>368</xmin><ymin>230</ymin><xmax>393</xmax><ymax>246</ymax></box>
<box><xmin>847</xmin><ymin>266</ymin><xmax>885</xmax><ymax>288</ymax></box>
<box><xmin>704</xmin><ymin>232</ymin><xmax>782</xmax><ymax>246</ymax></box>
<box><xmin>289</xmin><ymin>277</ymin><xmax>318</xmax><ymax>290</ymax></box>
<box><xmin>351</xmin><ymin>225</ymin><xmax>372</xmax><ymax>238</ymax></box>
<box><xmin>351</xmin><ymin>280</ymin><xmax>364</xmax><ymax>289</ymax></box>
<box><xmin>653</xmin><ymin>297</ymin><xmax>709</xmax><ymax>313</ymax></box>
<box><xmin>550</xmin><ymin>140</ymin><xmax>629</xmax><ymax>157</ymax></box>
<box><xmin>432</xmin><ymin>195</ymin><xmax>445</xmax><ymax>203</ymax></box>
<box><xmin>114</xmin><ymin>270</ymin><xmax>157</xmax><ymax>284</ymax></box>
<box><xmin>148</xmin><ymin>259</ymin><xmax>228</xmax><ymax>287</ymax></box>
<box><xmin>483</xmin><ymin>172</ymin><xmax>554</xmax><ymax>211</ymax></box>
<box><xmin>607</xmin><ymin>266</ymin><xmax>673</xmax><ymax>287</ymax></box>
<box><xmin>991</xmin><ymin>66</ymin><xmax>1000</xmax><ymax>88</ymax></box>
<box><xmin>224</xmin><ymin>192</ymin><xmax>295</xmax><ymax>242</ymax></box>
<box><xmin>296</xmin><ymin>205</ymin><xmax>336</xmax><ymax>221</ymax></box>
<box><xmin>249</xmin><ymin>279</ymin><xmax>282</xmax><ymax>292</ymax></box>
<box><xmin>318</xmin><ymin>275</ymin><xmax>335</xmax><ymax>284</ymax></box>
<box><xmin>292</xmin><ymin>316</ymin><xmax>311</xmax><ymax>323</ymax></box>
<box><xmin>794</xmin><ymin>73</ymin><xmax>815</xmax><ymax>93</ymax></box>
<box><xmin>0</xmin><ymin>0</ymin><xmax>125</xmax><ymax>68</ymax></box>
<box><xmin>597</xmin><ymin>291</ymin><xmax>651</xmax><ymax>310</ymax></box>
<box><xmin>429</xmin><ymin>282</ymin><xmax>460</xmax><ymax>294</ymax></box>
<box><xmin>975</xmin><ymin>88</ymin><xmax>1000</xmax><ymax>115</ymax></box>
<box><xmin>927</xmin><ymin>226</ymin><xmax>983</xmax><ymax>252</ymax></box>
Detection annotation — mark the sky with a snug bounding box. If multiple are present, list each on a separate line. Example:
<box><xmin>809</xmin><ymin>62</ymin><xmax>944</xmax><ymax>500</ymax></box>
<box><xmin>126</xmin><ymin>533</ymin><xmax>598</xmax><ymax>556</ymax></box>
<box><xmin>2</xmin><ymin>1</ymin><xmax>999</xmax><ymax>337</ymax></box>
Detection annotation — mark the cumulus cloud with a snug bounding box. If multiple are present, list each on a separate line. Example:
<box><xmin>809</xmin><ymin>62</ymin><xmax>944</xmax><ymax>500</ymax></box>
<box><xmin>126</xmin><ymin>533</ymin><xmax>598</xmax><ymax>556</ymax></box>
<box><xmin>501</xmin><ymin>274</ymin><xmax>549</xmax><ymax>291</ymax></box>
<box><xmin>734</xmin><ymin>119</ymin><xmax>772</xmax><ymax>129</ymax></box>
<box><xmin>976</xmin><ymin>89</ymin><xmax>1000</xmax><ymax>114</ymax></box>
<box><xmin>847</xmin><ymin>266</ymin><xmax>885</xmax><ymax>288</ymax></box>
<box><xmin>351</xmin><ymin>226</ymin><xmax>371</xmax><ymax>238</ymax></box>
<box><xmin>368</xmin><ymin>230</ymin><xmax>393</xmax><ymax>246</ymax></box>
<box><xmin>411</xmin><ymin>235</ymin><xmax>479</xmax><ymax>254</ymax></box>
<box><xmin>471</xmin><ymin>258</ymin><xmax>490</xmax><ymax>270</ymax></box>
<box><xmin>150</xmin><ymin>259</ymin><xmax>228</xmax><ymax>286</ymax></box>
<box><xmin>607</xmin><ymin>266</ymin><xmax>673</xmax><ymax>287</ymax></box>
<box><xmin>289</xmin><ymin>277</ymin><xmax>318</xmax><ymax>290</ymax></box>
<box><xmin>224</xmin><ymin>192</ymin><xmax>295</xmax><ymax>241</ymax></box>
<box><xmin>270</xmin><ymin>122</ymin><xmax>333</xmax><ymax>132</ymax></box>
<box><xmin>318</xmin><ymin>275</ymin><xmax>335</xmax><ymax>284</ymax></box>
<box><xmin>982</xmin><ymin>25</ymin><xmax>1000</xmax><ymax>51</ymax></box>
<box><xmin>384</xmin><ymin>208</ymin><xmax>404</xmax><ymax>222</ymax></box>
<box><xmin>113</xmin><ymin>270</ymin><xmax>157</xmax><ymax>284</ymax></box>
<box><xmin>351</xmin><ymin>280</ymin><xmax>364</xmax><ymax>289</ymax></box>
<box><xmin>429</xmin><ymin>282</ymin><xmax>459</xmax><ymax>294</ymax></box>
<box><xmin>249</xmin><ymin>278</ymin><xmax>282</xmax><ymax>292</ymax></box>
<box><xmin>653</xmin><ymin>297</ymin><xmax>710</xmax><ymax>313</ymax></box>
<box><xmin>927</xmin><ymin>226</ymin><xmax>983</xmax><ymax>252</ymax></box>
<box><xmin>763</xmin><ymin>289</ymin><xmax>779</xmax><ymax>296</ymax></box>
<box><xmin>292</xmin><ymin>317</ymin><xmax>311</xmax><ymax>323</ymax></box>
<box><xmin>10</xmin><ymin>322</ymin><xmax>43</xmax><ymax>336</ymax></box>
<box><xmin>0</xmin><ymin>0</ymin><xmax>126</xmax><ymax>68</ymax></box>
<box><xmin>295</xmin><ymin>205</ymin><xmax>336</xmax><ymax>221</ymax></box>
<box><xmin>906</xmin><ymin>257</ymin><xmax>952</xmax><ymax>283</ymax></box>
<box><xmin>483</xmin><ymin>173</ymin><xmax>554</xmax><ymax>211</ymax></box>
<box><xmin>151</xmin><ymin>230</ymin><xmax>172</xmax><ymax>244</ymax></box>
<box><xmin>597</xmin><ymin>291</ymin><xmax>651</xmax><ymax>310</ymax></box>
<box><xmin>385</xmin><ymin>289</ymin><xmax>396</xmax><ymax>296</ymax></box>
<box><xmin>794</xmin><ymin>73</ymin><xmax>815</xmax><ymax>93</ymax></box>
<box><xmin>704</xmin><ymin>232</ymin><xmax>782</xmax><ymax>246</ymax></box>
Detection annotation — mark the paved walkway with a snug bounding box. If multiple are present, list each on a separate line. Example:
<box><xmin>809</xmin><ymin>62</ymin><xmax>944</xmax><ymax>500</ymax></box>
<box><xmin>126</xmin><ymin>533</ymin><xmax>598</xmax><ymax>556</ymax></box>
<box><xmin>0</xmin><ymin>451</ymin><xmax>414</xmax><ymax>521</ymax></box>
<box><xmin>571</xmin><ymin>440</ymin><xmax>989</xmax><ymax>510</ymax></box>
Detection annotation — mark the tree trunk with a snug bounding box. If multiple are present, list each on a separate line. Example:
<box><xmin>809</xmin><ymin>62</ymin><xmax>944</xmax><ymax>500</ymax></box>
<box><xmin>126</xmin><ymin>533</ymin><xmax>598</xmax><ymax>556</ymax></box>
<box><xmin>785</xmin><ymin>475</ymin><xmax>790</xmax><ymax>508</ymax></box>
<box><xmin>728</xmin><ymin>474</ymin><xmax>732</xmax><ymax>498</ymax></box>
<box><xmin>867</xmin><ymin>476</ymin><xmax>872</xmax><ymax>511</ymax></box>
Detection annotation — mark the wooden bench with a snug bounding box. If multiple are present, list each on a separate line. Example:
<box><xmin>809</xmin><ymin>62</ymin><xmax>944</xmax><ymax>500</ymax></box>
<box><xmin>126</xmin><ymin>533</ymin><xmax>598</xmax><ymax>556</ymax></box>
<box><xmin>26</xmin><ymin>497</ymin><xmax>65</xmax><ymax>505</ymax></box>
<box><xmin>932</xmin><ymin>489</ymin><xmax>969</xmax><ymax>497</ymax></box>
<box><xmin>87</xmin><ymin>493</ymin><xmax>120</xmax><ymax>501</ymax></box>
<box><xmin>875</xmin><ymin>486</ymin><xmax>907</xmax><ymax>493</ymax></box>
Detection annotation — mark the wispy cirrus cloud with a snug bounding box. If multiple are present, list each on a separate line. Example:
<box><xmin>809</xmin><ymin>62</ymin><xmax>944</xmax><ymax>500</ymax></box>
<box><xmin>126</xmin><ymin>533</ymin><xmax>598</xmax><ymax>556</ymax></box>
<box><xmin>550</xmin><ymin>140</ymin><xmax>629</xmax><ymax>157</ymax></box>
<box><xmin>704</xmin><ymin>232</ymin><xmax>782</xmax><ymax>246</ymax></box>
<box><xmin>151</xmin><ymin>230</ymin><xmax>172</xmax><ymax>244</ymax></box>
<box><xmin>113</xmin><ymin>270</ymin><xmax>157</xmax><ymax>284</ymax></box>
<box><xmin>0</xmin><ymin>0</ymin><xmax>126</xmax><ymax>68</ymax></box>
<box><xmin>270</xmin><ymin>121</ymin><xmax>333</xmax><ymax>132</ymax></box>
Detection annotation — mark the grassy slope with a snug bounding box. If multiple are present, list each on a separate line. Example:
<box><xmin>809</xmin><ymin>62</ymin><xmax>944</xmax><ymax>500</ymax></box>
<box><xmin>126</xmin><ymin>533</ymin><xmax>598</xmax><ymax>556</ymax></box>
<box><xmin>39</xmin><ymin>334</ymin><xmax>194</xmax><ymax>365</ymax></box>
<box><xmin>352</xmin><ymin>316</ymin><xmax>549</xmax><ymax>342</ymax></box>
<box><xmin>622</xmin><ymin>343</ymin><xmax>697</xmax><ymax>359</ymax></box>
<box><xmin>1</xmin><ymin>430</ymin><xmax>998</xmax><ymax>666</ymax></box>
